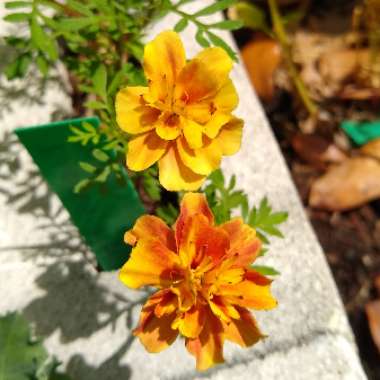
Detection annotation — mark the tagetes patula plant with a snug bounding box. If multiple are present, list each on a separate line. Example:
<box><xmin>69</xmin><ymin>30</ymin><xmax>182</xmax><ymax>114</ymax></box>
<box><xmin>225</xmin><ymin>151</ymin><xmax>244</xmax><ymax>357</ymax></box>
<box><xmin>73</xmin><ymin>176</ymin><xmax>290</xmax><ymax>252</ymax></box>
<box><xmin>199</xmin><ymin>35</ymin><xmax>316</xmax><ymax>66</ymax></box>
<box><xmin>119</xmin><ymin>193</ymin><xmax>277</xmax><ymax>371</ymax></box>
<box><xmin>115</xmin><ymin>30</ymin><xmax>243</xmax><ymax>191</ymax></box>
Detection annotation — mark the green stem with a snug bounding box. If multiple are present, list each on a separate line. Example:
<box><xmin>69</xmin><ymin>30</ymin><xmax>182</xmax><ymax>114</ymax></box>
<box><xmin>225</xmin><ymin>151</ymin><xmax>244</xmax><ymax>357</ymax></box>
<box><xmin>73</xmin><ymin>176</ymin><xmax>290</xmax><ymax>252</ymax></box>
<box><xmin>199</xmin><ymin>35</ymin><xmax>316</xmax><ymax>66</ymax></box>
<box><xmin>268</xmin><ymin>0</ymin><xmax>317</xmax><ymax>116</ymax></box>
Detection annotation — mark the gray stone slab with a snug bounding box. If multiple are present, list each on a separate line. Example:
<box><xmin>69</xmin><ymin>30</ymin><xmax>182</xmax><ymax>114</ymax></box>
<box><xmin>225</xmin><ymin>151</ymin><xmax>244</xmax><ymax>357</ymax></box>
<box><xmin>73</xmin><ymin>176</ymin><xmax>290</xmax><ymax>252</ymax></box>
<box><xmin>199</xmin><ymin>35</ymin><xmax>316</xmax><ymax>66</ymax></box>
<box><xmin>0</xmin><ymin>1</ymin><xmax>367</xmax><ymax>379</ymax></box>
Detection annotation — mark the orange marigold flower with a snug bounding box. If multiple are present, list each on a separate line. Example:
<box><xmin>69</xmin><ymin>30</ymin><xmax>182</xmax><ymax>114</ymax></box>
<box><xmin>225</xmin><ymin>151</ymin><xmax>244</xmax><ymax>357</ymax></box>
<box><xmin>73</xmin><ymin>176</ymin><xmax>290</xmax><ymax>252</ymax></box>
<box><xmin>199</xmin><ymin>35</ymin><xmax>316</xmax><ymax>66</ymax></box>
<box><xmin>119</xmin><ymin>193</ymin><xmax>277</xmax><ymax>371</ymax></box>
<box><xmin>115</xmin><ymin>30</ymin><xmax>243</xmax><ymax>191</ymax></box>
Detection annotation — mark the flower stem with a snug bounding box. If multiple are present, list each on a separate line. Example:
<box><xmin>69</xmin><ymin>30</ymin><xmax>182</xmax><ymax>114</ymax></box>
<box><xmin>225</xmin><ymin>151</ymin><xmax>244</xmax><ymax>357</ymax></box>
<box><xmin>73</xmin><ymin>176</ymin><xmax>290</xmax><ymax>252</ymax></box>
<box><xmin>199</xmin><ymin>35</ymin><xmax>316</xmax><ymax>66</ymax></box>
<box><xmin>268</xmin><ymin>0</ymin><xmax>317</xmax><ymax>116</ymax></box>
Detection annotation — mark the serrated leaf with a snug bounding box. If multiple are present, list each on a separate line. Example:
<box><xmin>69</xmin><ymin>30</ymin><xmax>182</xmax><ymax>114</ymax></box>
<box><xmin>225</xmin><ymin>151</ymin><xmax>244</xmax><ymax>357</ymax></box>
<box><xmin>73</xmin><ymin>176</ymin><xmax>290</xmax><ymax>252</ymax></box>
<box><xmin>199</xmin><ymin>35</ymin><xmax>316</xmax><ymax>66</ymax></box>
<box><xmin>174</xmin><ymin>17</ymin><xmax>188</xmax><ymax>32</ymax></box>
<box><xmin>194</xmin><ymin>0</ymin><xmax>236</xmax><ymax>17</ymax></box>
<box><xmin>0</xmin><ymin>312</ymin><xmax>48</xmax><ymax>380</ymax></box>
<box><xmin>5</xmin><ymin>1</ymin><xmax>31</xmax><ymax>9</ymax></box>
<box><xmin>31</xmin><ymin>16</ymin><xmax>58</xmax><ymax>60</ymax></box>
<box><xmin>208</xmin><ymin>31</ymin><xmax>237</xmax><ymax>61</ymax></box>
<box><xmin>195</xmin><ymin>29</ymin><xmax>210</xmax><ymax>48</ymax></box>
<box><xmin>4</xmin><ymin>12</ymin><xmax>30</xmax><ymax>22</ymax></box>
<box><xmin>208</xmin><ymin>169</ymin><xmax>224</xmax><ymax>189</ymax></box>
<box><xmin>79</xmin><ymin>162</ymin><xmax>97</xmax><ymax>173</ymax></box>
<box><xmin>92</xmin><ymin>64</ymin><xmax>107</xmax><ymax>100</ymax></box>
<box><xmin>92</xmin><ymin>148</ymin><xmax>109</xmax><ymax>162</ymax></box>
<box><xmin>251</xmin><ymin>265</ymin><xmax>280</xmax><ymax>276</ymax></box>
<box><xmin>211</xmin><ymin>19</ymin><xmax>243</xmax><ymax>30</ymax></box>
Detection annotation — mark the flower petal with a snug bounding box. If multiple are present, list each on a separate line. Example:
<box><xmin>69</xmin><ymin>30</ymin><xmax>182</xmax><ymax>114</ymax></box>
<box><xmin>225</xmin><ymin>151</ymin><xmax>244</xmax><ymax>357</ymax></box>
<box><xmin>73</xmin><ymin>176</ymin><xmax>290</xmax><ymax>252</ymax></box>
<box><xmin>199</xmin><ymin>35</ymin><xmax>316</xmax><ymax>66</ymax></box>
<box><xmin>154</xmin><ymin>291</ymin><xmax>178</xmax><ymax>318</ymax></box>
<box><xmin>119</xmin><ymin>238</ymin><xmax>181</xmax><ymax>289</ymax></box>
<box><xmin>221</xmin><ymin>218</ymin><xmax>261</xmax><ymax>267</ymax></box>
<box><xmin>127</xmin><ymin>131</ymin><xmax>168</xmax><ymax>171</ymax></box>
<box><xmin>158</xmin><ymin>145</ymin><xmax>205</xmax><ymax>191</ymax></box>
<box><xmin>213</xmin><ymin>79</ymin><xmax>239</xmax><ymax>112</ymax></box>
<box><xmin>223</xmin><ymin>307</ymin><xmax>264</xmax><ymax>347</ymax></box>
<box><xmin>185</xmin><ymin>310</ymin><xmax>224</xmax><ymax>371</ymax></box>
<box><xmin>172</xmin><ymin>303</ymin><xmax>206</xmax><ymax>338</ymax></box>
<box><xmin>124</xmin><ymin>215</ymin><xmax>176</xmax><ymax>250</ymax></box>
<box><xmin>183</xmin><ymin>118</ymin><xmax>203</xmax><ymax>149</ymax></box>
<box><xmin>116</xmin><ymin>86</ymin><xmax>160</xmax><ymax>134</ymax></box>
<box><xmin>144</xmin><ymin>31</ymin><xmax>186</xmax><ymax>102</ymax></box>
<box><xmin>219</xmin><ymin>274</ymin><xmax>277</xmax><ymax>310</ymax></box>
<box><xmin>177</xmin><ymin>136</ymin><xmax>222</xmax><ymax>176</ymax></box>
<box><xmin>134</xmin><ymin>309</ymin><xmax>178</xmax><ymax>353</ymax></box>
<box><xmin>175</xmin><ymin>193</ymin><xmax>214</xmax><ymax>251</ymax></box>
<box><xmin>175</xmin><ymin>48</ymin><xmax>232</xmax><ymax>104</ymax></box>
<box><xmin>209</xmin><ymin>295</ymin><xmax>240</xmax><ymax>322</ymax></box>
<box><xmin>215</xmin><ymin>117</ymin><xmax>243</xmax><ymax>156</ymax></box>
<box><xmin>203</xmin><ymin>113</ymin><xmax>232</xmax><ymax>139</ymax></box>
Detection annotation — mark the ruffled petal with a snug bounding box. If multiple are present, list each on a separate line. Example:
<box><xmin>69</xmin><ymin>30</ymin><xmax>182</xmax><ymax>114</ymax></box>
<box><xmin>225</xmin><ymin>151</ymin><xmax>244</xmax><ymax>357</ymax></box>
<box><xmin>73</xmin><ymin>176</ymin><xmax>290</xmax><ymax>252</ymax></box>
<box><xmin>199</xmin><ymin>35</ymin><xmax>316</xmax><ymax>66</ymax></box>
<box><xmin>127</xmin><ymin>131</ymin><xmax>168</xmax><ymax>171</ymax></box>
<box><xmin>221</xmin><ymin>218</ymin><xmax>261</xmax><ymax>267</ymax></box>
<box><xmin>209</xmin><ymin>295</ymin><xmax>240</xmax><ymax>322</ymax></box>
<box><xmin>177</xmin><ymin>136</ymin><xmax>222</xmax><ymax>176</ymax></box>
<box><xmin>203</xmin><ymin>113</ymin><xmax>232</xmax><ymax>139</ymax></box>
<box><xmin>158</xmin><ymin>145</ymin><xmax>205</xmax><ymax>191</ymax></box>
<box><xmin>172</xmin><ymin>303</ymin><xmax>206</xmax><ymax>338</ymax></box>
<box><xmin>185</xmin><ymin>310</ymin><xmax>224</xmax><ymax>371</ymax></box>
<box><xmin>134</xmin><ymin>309</ymin><xmax>178</xmax><ymax>353</ymax></box>
<box><xmin>213</xmin><ymin>79</ymin><xmax>239</xmax><ymax>112</ymax></box>
<box><xmin>124</xmin><ymin>215</ymin><xmax>176</xmax><ymax>250</ymax></box>
<box><xmin>144</xmin><ymin>30</ymin><xmax>186</xmax><ymax>102</ymax></box>
<box><xmin>119</xmin><ymin>238</ymin><xmax>181</xmax><ymax>289</ymax></box>
<box><xmin>223</xmin><ymin>307</ymin><xmax>264</xmax><ymax>347</ymax></box>
<box><xmin>116</xmin><ymin>86</ymin><xmax>160</xmax><ymax>134</ymax></box>
<box><xmin>214</xmin><ymin>117</ymin><xmax>243</xmax><ymax>156</ymax></box>
<box><xmin>175</xmin><ymin>48</ymin><xmax>232</xmax><ymax>104</ymax></box>
<box><xmin>183</xmin><ymin>118</ymin><xmax>203</xmax><ymax>149</ymax></box>
<box><xmin>218</xmin><ymin>272</ymin><xmax>277</xmax><ymax>310</ymax></box>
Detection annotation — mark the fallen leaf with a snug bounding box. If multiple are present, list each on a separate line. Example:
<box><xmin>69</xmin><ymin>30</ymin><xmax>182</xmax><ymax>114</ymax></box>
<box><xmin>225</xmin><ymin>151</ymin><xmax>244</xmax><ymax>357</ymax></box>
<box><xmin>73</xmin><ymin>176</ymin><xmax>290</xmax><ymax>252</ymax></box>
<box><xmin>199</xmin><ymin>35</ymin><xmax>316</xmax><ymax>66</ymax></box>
<box><xmin>360</xmin><ymin>138</ymin><xmax>380</xmax><ymax>160</ymax></box>
<box><xmin>292</xmin><ymin>133</ymin><xmax>347</xmax><ymax>168</ymax></box>
<box><xmin>366</xmin><ymin>300</ymin><xmax>380</xmax><ymax>354</ymax></box>
<box><xmin>309</xmin><ymin>157</ymin><xmax>380</xmax><ymax>211</ymax></box>
<box><xmin>241</xmin><ymin>36</ymin><xmax>282</xmax><ymax>101</ymax></box>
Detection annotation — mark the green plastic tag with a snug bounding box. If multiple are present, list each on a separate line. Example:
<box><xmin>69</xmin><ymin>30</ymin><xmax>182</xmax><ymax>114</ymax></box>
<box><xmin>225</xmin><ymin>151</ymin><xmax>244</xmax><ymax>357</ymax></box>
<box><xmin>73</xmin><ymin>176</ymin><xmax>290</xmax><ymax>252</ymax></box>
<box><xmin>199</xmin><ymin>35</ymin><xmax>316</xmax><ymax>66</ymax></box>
<box><xmin>341</xmin><ymin>120</ymin><xmax>380</xmax><ymax>146</ymax></box>
<box><xmin>15</xmin><ymin>117</ymin><xmax>145</xmax><ymax>271</ymax></box>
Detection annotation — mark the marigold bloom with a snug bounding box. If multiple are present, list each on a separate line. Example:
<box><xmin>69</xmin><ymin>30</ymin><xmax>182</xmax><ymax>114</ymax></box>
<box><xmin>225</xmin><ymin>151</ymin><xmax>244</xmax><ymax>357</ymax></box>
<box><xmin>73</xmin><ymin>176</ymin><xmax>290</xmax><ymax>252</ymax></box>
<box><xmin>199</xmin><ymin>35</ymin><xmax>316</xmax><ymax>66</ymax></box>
<box><xmin>116</xmin><ymin>31</ymin><xmax>243</xmax><ymax>191</ymax></box>
<box><xmin>119</xmin><ymin>193</ymin><xmax>277</xmax><ymax>370</ymax></box>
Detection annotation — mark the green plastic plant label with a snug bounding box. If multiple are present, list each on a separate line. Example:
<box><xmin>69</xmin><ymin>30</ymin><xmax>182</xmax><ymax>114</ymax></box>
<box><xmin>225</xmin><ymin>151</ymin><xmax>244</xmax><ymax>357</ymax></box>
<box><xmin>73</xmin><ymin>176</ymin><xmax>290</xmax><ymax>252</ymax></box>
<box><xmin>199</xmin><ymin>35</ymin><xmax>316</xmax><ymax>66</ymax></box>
<box><xmin>341</xmin><ymin>120</ymin><xmax>380</xmax><ymax>146</ymax></box>
<box><xmin>15</xmin><ymin>117</ymin><xmax>145</xmax><ymax>271</ymax></box>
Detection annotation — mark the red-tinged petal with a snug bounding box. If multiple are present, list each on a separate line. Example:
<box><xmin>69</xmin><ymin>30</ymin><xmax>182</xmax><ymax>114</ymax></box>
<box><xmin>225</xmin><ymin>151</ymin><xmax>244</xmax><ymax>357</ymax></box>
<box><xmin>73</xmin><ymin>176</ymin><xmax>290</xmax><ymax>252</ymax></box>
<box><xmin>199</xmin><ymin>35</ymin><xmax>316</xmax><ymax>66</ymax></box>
<box><xmin>215</xmin><ymin>117</ymin><xmax>243</xmax><ymax>156</ymax></box>
<box><xmin>209</xmin><ymin>295</ymin><xmax>240</xmax><ymax>322</ymax></box>
<box><xmin>154</xmin><ymin>291</ymin><xmax>178</xmax><ymax>318</ymax></box>
<box><xmin>245</xmin><ymin>269</ymin><xmax>273</xmax><ymax>286</ymax></box>
<box><xmin>119</xmin><ymin>238</ymin><xmax>181</xmax><ymax>289</ymax></box>
<box><xmin>127</xmin><ymin>131</ymin><xmax>168</xmax><ymax>171</ymax></box>
<box><xmin>177</xmin><ymin>136</ymin><xmax>222</xmax><ymax>176</ymax></box>
<box><xmin>144</xmin><ymin>31</ymin><xmax>186</xmax><ymax>102</ymax></box>
<box><xmin>221</xmin><ymin>218</ymin><xmax>261</xmax><ymax>267</ymax></box>
<box><xmin>223</xmin><ymin>307</ymin><xmax>264</xmax><ymax>347</ymax></box>
<box><xmin>175</xmin><ymin>193</ymin><xmax>214</xmax><ymax>251</ymax></box>
<box><xmin>116</xmin><ymin>86</ymin><xmax>159</xmax><ymax>134</ymax></box>
<box><xmin>219</xmin><ymin>279</ymin><xmax>277</xmax><ymax>310</ymax></box>
<box><xmin>124</xmin><ymin>215</ymin><xmax>176</xmax><ymax>250</ymax></box>
<box><xmin>134</xmin><ymin>310</ymin><xmax>178</xmax><ymax>353</ymax></box>
<box><xmin>158</xmin><ymin>145</ymin><xmax>205</xmax><ymax>191</ymax></box>
<box><xmin>185</xmin><ymin>310</ymin><xmax>225</xmax><ymax>371</ymax></box>
<box><xmin>171</xmin><ymin>281</ymin><xmax>196</xmax><ymax>312</ymax></box>
<box><xmin>172</xmin><ymin>303</ymin><xmax>206</xmax><ymax>338</ymax></box>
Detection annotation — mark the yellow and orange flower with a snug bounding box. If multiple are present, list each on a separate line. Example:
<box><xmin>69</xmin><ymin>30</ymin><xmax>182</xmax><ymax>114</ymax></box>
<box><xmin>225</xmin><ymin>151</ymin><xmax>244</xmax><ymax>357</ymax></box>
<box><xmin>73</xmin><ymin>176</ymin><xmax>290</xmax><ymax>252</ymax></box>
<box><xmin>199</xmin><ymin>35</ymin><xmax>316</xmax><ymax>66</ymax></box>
<box><xmin>119</xmin><ymin>193</ymin><xmax>277</xmax><ymax>371</ymax></box>
<box><xmin>116</xmin><ymin>31</ymin><xmax>243</xmax><ymax>191</ymax></box>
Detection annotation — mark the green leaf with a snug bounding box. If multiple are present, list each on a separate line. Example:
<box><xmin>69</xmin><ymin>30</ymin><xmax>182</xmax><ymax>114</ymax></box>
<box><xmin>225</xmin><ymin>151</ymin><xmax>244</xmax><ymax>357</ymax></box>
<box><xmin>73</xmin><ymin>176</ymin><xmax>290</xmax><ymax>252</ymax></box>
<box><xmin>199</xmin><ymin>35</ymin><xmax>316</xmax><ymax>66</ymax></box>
<box><xmin>58</xmin><ymin>17</ymin><xmax>96</xmax><ymax>32</ymax></box>
<box><xmin>5</xmin><ymin>1</ymin><xmax>31</xmax><ymax>9</ymax></box>
<box><xmin>194</xmin><ymin>0</ymin><xmax>236</xmax><ymax>17</ymax></box>
<box><xmin>31</xmin><ymin>16</ymin><xmax>58</xmax><ymax>60</ymax></box>
<box><xmin>207</xmin><ymin>31</ymin><xmax>237</xmax><ymax>61</ymax></box>
<box><xmin>74</xmin><ymin>178</ymin><xmax>90</xmax><ymax>193</ymax></box>
<box><xmin>233</xmin><ymin>2</ymin><xmax>269</xmax><ymax>33</ymax></box>
<box><xmin>195</xmin><ymin>29</ymin><xmax>210</xmax><ymax>47</ymax></box>
<box><xmin>251</xmin><ymin>265</ymin><xmax>280</xmax><ymax>276</ymax></box>
<box><xmin>95</xmin><ymin>165</ymin><xmax>111</xmax><ymax>182</ymax></box>
<box><xmin>36</xmin><ymin>55</ymin><xmax>49</xmax><ymax>76</ymax></box>
<box><xmin>208</xmin><ymin>169</ymin><xmax>224</xmax><ymax>189</ymax></box>
<box><xmin>211</xmin><ymin>19</ymin><xmax>243</xmax><ymax>30</ymax></box>
<box><xmin>92</xmin><ymin>148</ymin><xmax>109</xmax><ymax>162</ymax></box>
<box><xmin>85</xmin><ymin>100</ymin><xmax>107</xmax><ymax>110</ymax></box>
<box><xmin>79</xmin><ymin>161</ymin><xmax>97</xmax><ymax>173</ymax></box>
<box><xmin>4</xmin><ymin>12</ymin><xmax>30</xmax><ymax>22</ymax></box>
<box><xmin>93</xmin><ymin>64</ymin><xmax>107</xmax><ymax>100</ymax></box>
<box><xmin>0</xmin><ymin>312</ymin><xmax>48</xmax><ymax>380</ymax></box>
<box><xmin>67</xmin><ymin>0</ymin><xmax>93</xmax><ymax>16</ymax></box>
<box><xmin>142</xmin><ymin>168</ymin><xmax>161</xmax><ymax>202</ymax></box>
<box><xmin>174</xmin><ymin>17</ymin><xmax>188</xmax><ymax>32</ymax></box>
